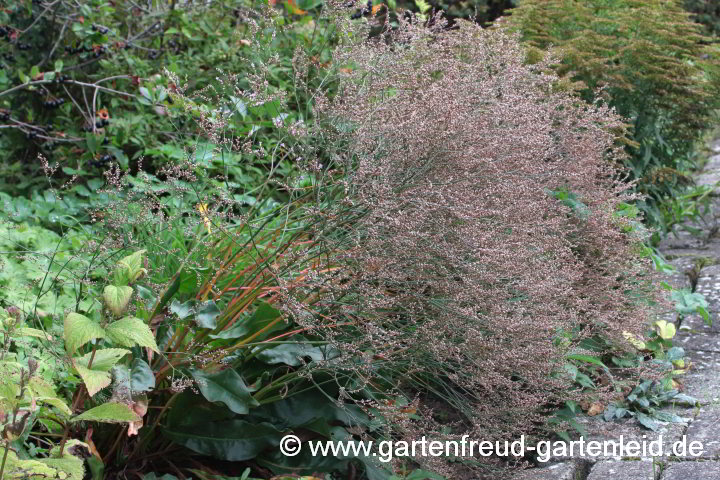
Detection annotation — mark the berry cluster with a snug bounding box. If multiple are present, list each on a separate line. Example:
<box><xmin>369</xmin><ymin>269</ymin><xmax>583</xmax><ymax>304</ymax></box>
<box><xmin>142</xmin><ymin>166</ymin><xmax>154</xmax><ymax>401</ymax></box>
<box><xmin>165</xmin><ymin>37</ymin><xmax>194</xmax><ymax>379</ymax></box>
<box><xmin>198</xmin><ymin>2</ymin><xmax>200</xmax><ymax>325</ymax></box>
<box><xmin>65</xmin><ymin>45</ymin><xmax>93</xmax><ymax>54</ymax></box>
<box><xmin>95</xmin><ymin>117</ymin><xmax>109</xmax><ymax>128</ymax></box>
<box><xmin>0</xmin><ymin>110</ymin><xmax>10</xmax><ymax>121</ymax></box>
<box><xmin>90</xmin><ymin>153</ymin><xmax>114</xmax><ymax>167</ymax></box>
<box><xmin>16</xmin><ymin>42</ymin><xmax>31</xmax><ymax>51</ymax></box>
<box><xmin>90</xmin><ymin>25</ymin><xmax>109</xmax><ymax>34</ymax></box>
<box><xmin>351</xmin><ymin>0</ymin><xmax>373</xmax><ymax>19</ymax></box>
<box><xmin>43</xmin><ymin>98</ymin><xmax>65</xmax><ymax>108</ymax></box>
<box><xmin>0</xmin><ymin>26</ymin><xmax>8</xmax><ymax>38</ymax></box>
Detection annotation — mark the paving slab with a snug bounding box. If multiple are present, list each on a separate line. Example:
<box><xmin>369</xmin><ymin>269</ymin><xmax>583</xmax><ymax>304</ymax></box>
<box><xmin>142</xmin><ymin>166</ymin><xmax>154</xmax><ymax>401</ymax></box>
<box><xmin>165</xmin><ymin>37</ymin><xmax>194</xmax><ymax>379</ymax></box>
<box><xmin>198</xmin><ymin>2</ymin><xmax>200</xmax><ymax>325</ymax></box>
<box><xmin>512</xmin><ymin>461</ymin><xmax>581</xmax><ymax>480</ymax></box>
<box><xmin>682</xmin><ymin>406</ymin><xmax>720</xmax><ymax>458</ymax></box>
<box><xmin>586</xmin><ymin>459</ymin><xmax>659</xmax><ymax>480</ymax></box>
<box><xmin>657</xmin><ymin>231</ymin><xmax>706</xmax><ymax>251</ymax></box>
<box><xmin>679</xmin><ymin>351</ymin><xmax>720</xmax><ymax>402</ymax></box>
<box><xmin>661</xmin><ymin>460</ymin><xmax>720</xmax><ymax>480</ymax></box>
<box><xmin>695</xmin><ymin>170</ymin><xmax>720</xmax><ymax>190</ymax></box>
<box><xmin>678</xmin><ymin>314</ymin><xmax>720</xmax><ymax>335</ymax></box>
<box><xmin>533</xmin><ymin>418</ymin><xmax>686</xmax><ymax>464</ymax></box>
<box><xmin>674</xmin><ymin>329</ymin><xmax>720</xmax><ymax>352</ymax></box>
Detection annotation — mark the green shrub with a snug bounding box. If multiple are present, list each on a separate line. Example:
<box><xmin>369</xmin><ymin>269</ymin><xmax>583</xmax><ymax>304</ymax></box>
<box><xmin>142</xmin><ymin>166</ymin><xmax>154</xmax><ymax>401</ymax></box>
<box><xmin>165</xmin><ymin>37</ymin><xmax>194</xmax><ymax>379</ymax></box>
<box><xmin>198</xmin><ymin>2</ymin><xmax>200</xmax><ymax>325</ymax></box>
<box><xmin>0</xmin><ymin>0</ymin><xmax>337</xmax><ymax>227</ymax></box>
<box><xmin>685</xmin><ymin>0</ymin><xmax>720</xmax><ymax>36</ymax></box>
<box><xmin>502</xmin><ymin>0</ymin><xmax>720</xmax><ymax>230</ymax></box>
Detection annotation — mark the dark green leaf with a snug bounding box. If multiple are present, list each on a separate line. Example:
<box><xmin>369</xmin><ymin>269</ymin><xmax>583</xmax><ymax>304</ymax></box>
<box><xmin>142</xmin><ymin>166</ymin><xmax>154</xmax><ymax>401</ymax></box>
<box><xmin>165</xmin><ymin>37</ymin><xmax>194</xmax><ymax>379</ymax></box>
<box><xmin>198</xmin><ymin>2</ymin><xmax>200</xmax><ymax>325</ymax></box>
<box><xmin>130</xmin><ymin>359</ymin><xmax>155</xmax><ymax>393</ymax></box>
<box><xmin>191</xmin><ymin>369</ymin><xmax>259</xmax><ymax>414</ymax></box>
<box><xmin>163</xmin><ymin>419</ymin><xmax>281</xmax><ymax>461</ymax></box>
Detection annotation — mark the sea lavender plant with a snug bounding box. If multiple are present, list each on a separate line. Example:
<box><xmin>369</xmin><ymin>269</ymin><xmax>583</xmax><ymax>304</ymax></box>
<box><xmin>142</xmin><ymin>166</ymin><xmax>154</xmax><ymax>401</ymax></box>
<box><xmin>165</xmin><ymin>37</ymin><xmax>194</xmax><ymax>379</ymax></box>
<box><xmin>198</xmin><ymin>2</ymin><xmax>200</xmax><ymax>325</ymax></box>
<box><xmin>281</xmin><ymin>16</ymin><xmax>666</xmax><ymax>478</ymax></box>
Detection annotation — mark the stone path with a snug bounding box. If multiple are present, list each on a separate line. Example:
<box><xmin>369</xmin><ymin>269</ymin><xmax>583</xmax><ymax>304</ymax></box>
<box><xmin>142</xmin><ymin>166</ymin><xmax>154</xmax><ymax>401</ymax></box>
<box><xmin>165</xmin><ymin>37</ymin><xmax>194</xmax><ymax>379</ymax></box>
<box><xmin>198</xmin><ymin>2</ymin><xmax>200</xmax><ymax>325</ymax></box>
<box><xmin>513</xmin><ymin>139</ymin><xmax>720</xmax><ymax>480</ymax></box>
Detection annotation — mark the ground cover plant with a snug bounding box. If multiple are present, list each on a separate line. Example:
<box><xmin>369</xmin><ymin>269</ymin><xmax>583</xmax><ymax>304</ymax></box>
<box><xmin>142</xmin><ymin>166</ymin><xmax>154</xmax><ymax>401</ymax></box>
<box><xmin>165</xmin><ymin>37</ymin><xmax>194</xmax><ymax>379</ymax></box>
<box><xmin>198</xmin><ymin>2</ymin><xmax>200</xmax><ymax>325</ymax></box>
<box><xmin>0</xmin><ymin>0</ymin><xmax>718</xmax><ymax>479</ymax></box>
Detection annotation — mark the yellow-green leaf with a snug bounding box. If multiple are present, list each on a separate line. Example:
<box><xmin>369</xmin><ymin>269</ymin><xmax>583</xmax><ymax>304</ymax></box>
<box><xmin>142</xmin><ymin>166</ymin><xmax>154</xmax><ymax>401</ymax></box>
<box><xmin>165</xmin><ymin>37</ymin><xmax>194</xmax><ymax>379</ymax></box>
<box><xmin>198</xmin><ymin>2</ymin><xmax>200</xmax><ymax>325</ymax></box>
<box><xmin>72</xmin><ymin>363</ymin><xmax>111</xmax><ymax>397</ymax></box>
<box><xmin>36</xmin><ymin>396</ymin><xmax>72</xmax><ymax>416</ymax></box>
<box><xmin>103</xmin><ymin>285</ymin><xmax>134</xmax><ymax>318</ymax></box>
<box><xmin>654</xmin><ymin>320</ymin><xmax>676</xmax><ymax>340</ymax></box>
<box><xmin>105</xmin><ymin>317</ymin><xmax>159</xmax><ymax>352</ymax></box>
<box><xmin>74</xmin><ymin>348</ymin><xmax>131</xmax><ymax>371</ymax></box>
<box><xmin>71</xmin><ymin>402</ymin><xmax>141</xmax><ymax>424</ymax></box>
<box><xmin>64</xmin><ymin>313</ymin><xmax>105</xmax><ymax>355</ymax></box>
<box><xmin>16</xmin><ymin>327</ymin><xmax>52</xmax><ymax>341</ymax></box>
<box><xmin>622</xmin><ymin>330</ymin><xmax>646</xmax><ymax>350</ymax></box>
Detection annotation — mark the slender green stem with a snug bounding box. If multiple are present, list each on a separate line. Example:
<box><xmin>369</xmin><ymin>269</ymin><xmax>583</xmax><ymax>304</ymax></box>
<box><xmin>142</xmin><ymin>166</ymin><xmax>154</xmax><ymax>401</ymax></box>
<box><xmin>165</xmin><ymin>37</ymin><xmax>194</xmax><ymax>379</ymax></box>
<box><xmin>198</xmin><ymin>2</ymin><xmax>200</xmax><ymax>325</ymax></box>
<box><xmin>0</xmin><ymin>441</ymin><xmax>9</xmax><ymax>479</ymax></box>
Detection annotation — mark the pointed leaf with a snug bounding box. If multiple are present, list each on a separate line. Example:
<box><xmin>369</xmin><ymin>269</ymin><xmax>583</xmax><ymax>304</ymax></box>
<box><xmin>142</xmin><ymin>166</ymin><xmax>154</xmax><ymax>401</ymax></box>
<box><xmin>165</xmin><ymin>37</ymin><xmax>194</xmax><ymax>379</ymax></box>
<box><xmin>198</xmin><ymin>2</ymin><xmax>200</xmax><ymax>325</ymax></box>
<box><xmin>191</xmin><ymin>369</ymin><xmax>259</xmax><ymax>414</ymax></box>
<box><xmin>130</xmin><ymin>359</ymin><xmax>156</xmax><ymax>393</ymax></box>
<box><xmin>195</xmin><ymin>301</ymin><xmax>221</xmax><ymax>329</ymax></box>
<box><xmin>73</xmin><ymin>364</ymin><xmax>111</xmax><ymax>397</ymax></box>
<box><xmin>113</xmin><ymin>250</ymin><xmax>147</xmax><ymax>285</ymax></box>
<box><xmin>71</xmin><ymin>402</ymin><xmax>141</xmax><ymax>423</ymax></box>
<box><xmin>64</xmin><ymin>313</ymin><xmax>105</xmax><ymax>354</ymax></box>
<box><xmin>103</xmin><ymin>285</ymin><xmax>134</xmax><ymax>318</ymax></box>
<box><xmin>170</xmin><ymin>299</ymin><xmax>194</xmax><ymax>320</ymax></box>
<box><xmin>163</xmin><ymin>419</ymin><xmax>281</xmax><ymax>461</ymax></box>
<box><xmin>36</xmin><ymin>397</ymin><xmax>72</xmax><ymax>416</ymax></box>
<box><xmin>75</xmin><ymin>348</ymin><xmax>131</xmax><ymax>371</ymax></box>
<box><xmin>105</xmin><ymin>317</ymin><xmax>159</xmax><ymax>352</ymax></box>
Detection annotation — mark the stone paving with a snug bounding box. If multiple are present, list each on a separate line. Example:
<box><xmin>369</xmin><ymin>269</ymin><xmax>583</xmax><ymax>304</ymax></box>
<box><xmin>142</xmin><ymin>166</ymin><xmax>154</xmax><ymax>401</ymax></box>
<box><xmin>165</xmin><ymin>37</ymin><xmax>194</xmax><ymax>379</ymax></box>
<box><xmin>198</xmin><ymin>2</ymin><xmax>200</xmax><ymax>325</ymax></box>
<box><xmin>513</xmin><ymin>139</ymin><xmax>720</xmax><ymax>480</ymax></box>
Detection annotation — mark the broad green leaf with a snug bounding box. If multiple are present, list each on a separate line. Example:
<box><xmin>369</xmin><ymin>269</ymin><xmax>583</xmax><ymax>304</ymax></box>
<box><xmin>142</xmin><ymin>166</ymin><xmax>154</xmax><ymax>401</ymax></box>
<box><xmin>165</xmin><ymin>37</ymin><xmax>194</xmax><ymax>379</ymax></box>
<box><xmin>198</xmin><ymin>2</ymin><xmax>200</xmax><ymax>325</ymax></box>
<box><xmin>15</xmin><ymin>327</ymin><xmax>52</xmax><ymax>340</ymax></box>
<box><xmin>130</xmin><ymin>359</ymin><xmax>156</xmax><ymax>393</ymax></box>
<box><xmin>103</xmin><ymin>285</ymin><xmax>134</xmax><ymax>317</ymax></box>
<box><xmin>170</xmin><ymin>299</ymin><xmax>194</xmax><ymax>319</ymax></box>
<box><xmin>672</xmin><ymin>289</ymin><xmax>709</xmax><ymax>315</ymax></box>
<box><xmin>64</xmin><ymin>313</ymin><xmax>105</xmax><ymax>354</ymax></box>
<box><xmin>635</xmin><ymin>412</ymin><xmax>659</xmax><ymax>431</ymax></box>
<box><xmin>565</xmin><ymin>354</ymin><xmax>608</xmax><ymax>369</ymax></box>
<box><xmin>113</xmin><ymin>250</ymin><xmax>147</xmax><ymax>286</ymax></box>
<box><xmin>195</xmin><ymin>301</ymin><xmax>220</xmax><ymax>329</ymax></box>
<box><xmin>163</xmin><ymin>419</ymin><xmax>282</xmax><ymax>461</ymax></box>
<box><xmin>72</xmin><ymin>402</ymin><xmax>141</xmax><ymax>423</ymax></box>
<box><xmin>255</xmin><ymin>342</ymin><xmax>331</xmax><ymax>366</ymax></box>
<box><xmin>210</xmin><ymin>302</ymin><xmax>285</xmax><ymax>340</ymax></box>
<box><xmin>73</xmin><ymin>363</ymin><xmax>111</xmax><ymax>397</ymax></box>
<box><xmin>666</xmin><ymin>347</ymin><xmax>685</xmax><ymax>361</ymax></box>
<box><xmin>29</xmin><ymin>377</ymin><xmax>58</xmax><ymax>398</ymax></box>
<box><xmin>75</xmin><ymin>348</ymin><xmax>131</xmax><ymax>371</ymax></box>
<box><xmin>36</xmin><ymin>397</ymin><xmax>72</xmax><ymax>415</ymax></box>
<box><xmin>54</xmin><ymin>59</ymin><xmax>63</xmax><ymax>72</ymax></box>
<box><xmin>191</xmin><ymin>369</ymin><xmax>259</xmax><ymax>414</ymax></box>
<box><xmin>39</xmin><ymin>456</ymin><xmax>85</xmax><ymax>480</ymax></box>
<box><xmin>105</xmin><ymin>317</ymin><xmax>159</xmax><ymax>352</ymax></box>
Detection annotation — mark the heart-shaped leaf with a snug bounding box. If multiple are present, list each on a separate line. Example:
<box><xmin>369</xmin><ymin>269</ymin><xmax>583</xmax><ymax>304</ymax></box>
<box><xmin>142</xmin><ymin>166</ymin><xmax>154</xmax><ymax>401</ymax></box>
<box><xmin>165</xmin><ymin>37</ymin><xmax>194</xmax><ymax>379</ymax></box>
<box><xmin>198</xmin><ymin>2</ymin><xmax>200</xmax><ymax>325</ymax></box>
<box><xmin>654</xmin><ymin>320</ymin><xmax>676</xmax><ymax>340</ymax></box>
<box><xmin>103</xmin><ymin>286</ymin><xmax>134</xmax><ymax>318</ymax></box>
<box><xmin>64</xmin><ymin>313</ymin><xmax>105</xmax><ymax>354</ymax></box>
<box><xmin>105</xmin><ymin>317</ymin><xmax>159</xmax><ymax>352</ymax></box>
